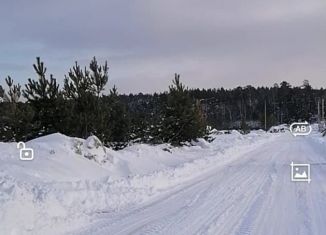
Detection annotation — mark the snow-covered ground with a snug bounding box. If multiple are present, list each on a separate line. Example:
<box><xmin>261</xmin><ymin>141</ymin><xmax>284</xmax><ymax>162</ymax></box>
<box><xmin>1</xmin><ymin>129</ymin><xmax>326</xmax><ymax>234</ymax></box>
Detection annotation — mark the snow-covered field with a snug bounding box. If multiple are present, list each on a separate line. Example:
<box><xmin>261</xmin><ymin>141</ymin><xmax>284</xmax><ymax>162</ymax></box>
<box><xmin>1</xmin><ymin>129</ymin><xmax>326</xmax><ymax>234</ymax></box>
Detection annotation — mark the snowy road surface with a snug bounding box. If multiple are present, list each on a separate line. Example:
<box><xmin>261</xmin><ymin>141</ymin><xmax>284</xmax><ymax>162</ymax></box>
<box><xmin>72</xmin><ymin>134</ymin><xmax>326</xmax><ymax>235</ymax></box>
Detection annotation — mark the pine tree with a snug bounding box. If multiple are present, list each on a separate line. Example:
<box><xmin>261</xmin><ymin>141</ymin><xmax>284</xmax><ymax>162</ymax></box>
<box><xmin>104</xmin><ymin>86</ymin><xmax>130</xmax><ymax>148</ymax></box>
<box><xmin>63</xmin><ymin>57</ymin><xmax>108</xmax><ymax>139</ymax></box>
<box><xmin>89</xmin><ymin>57</ymin><xmax>109</xmax><ymax>97</ymax></box>
<box><xmin>4</xmin><ymin>76</ymin><xmax>21</xmax><ymax>103</ymax></box>
<box><xmin>162</xmin><ymin>74</ymin><xmax>206</xmax><ymax>145</ymax></box>
<box><xmin>0</xmin><ymin>77</ymin><xmax>33</xmax><ymax>141</ymax></box>
<box><xmin>23</xmin><ymin>57</ymin><xmax>60</xmax><ymax>137</ymax></box>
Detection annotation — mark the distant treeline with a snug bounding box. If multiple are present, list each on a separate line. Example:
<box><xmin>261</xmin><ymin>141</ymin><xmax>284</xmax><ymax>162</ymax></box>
<box><xmin>0</xmin><ymin>57</ymin><xmax>325</xmax><ymax>147</ymax></box>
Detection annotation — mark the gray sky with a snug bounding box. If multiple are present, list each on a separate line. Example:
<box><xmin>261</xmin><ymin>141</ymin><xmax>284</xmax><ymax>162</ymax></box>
<box><xmin>0</xmin><ymin>0</ymin><xmax>325</xmax><ymax>93</ymax></box>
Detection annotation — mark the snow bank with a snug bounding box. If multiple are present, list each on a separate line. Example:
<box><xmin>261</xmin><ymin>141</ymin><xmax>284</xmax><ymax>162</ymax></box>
<box><xmin>268</xmin><ymin>124</ymin><xmax>289</xmax><ymax>133</ymax></box>
<box><xmin>0</xmin><ymin>131</ymin><xmax>276</xmax><ymax>234</ymax></box>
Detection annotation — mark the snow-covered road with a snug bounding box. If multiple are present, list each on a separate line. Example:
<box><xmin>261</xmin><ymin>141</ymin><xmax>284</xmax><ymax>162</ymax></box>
<box><xmin>72</xmin><ymin>134</ymin><xmax>326</xmax><ymax>235</ymax></box>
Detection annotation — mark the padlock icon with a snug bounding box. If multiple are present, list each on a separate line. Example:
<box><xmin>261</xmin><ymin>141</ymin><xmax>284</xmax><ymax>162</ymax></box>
<box><xmin>17</xmin><ymin>142</ymin><xmax>34</xmax><ymax>161</ymax></box>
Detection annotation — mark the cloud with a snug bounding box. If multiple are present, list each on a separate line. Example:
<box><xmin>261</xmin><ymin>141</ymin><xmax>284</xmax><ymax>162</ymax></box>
<box><xmin>0</xmin><ymin>0</ymin><xmax>325</xmax><ymax>93</ymax></box>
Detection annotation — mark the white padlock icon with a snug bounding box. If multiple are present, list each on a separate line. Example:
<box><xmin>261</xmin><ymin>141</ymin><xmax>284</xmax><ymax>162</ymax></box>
<box><xmin>17</xmin><ymin>142</ymin><xmax>34</xmax><ymax>161</ymax></box>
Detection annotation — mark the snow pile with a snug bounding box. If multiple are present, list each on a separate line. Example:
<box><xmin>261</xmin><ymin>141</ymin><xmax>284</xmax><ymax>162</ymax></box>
<box><xmin>0</xmin><ymin>131</ymin><xmax>276</xmax><ymax>234</ymax></box>
<box><xmin>268</xmin><ymin>124</ymin><xmax>289</xmax><ymax>133</ymax></box>
<box><xmin>72</xmin><ymin>135</ymin><xmax>113</xmax><ymax>164</ymax></box>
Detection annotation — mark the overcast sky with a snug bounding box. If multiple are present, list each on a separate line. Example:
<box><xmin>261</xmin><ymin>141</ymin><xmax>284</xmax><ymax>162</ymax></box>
<box><xmin>0</xmin><ymin>0</ymin><xmax>325</xmax><ymax>93</ymax></box>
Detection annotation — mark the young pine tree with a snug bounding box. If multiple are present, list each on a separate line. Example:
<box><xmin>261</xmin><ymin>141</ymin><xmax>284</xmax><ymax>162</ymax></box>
<box><xmin>0</xmin><ymin>77</ymin><xmax>34</xmax><ymax>141</ymax></box>
<box><xmin>23</xmin><ymin>57</ymin><xmax>60</xmax><ymax>137</ymax></box>
<box><xmin>63</xmin><ymin>57</ymin><xmax>108</xmax><ymax>139</ymax></box>
<box><xmin>162</xmin><ymin>74</ymin><xmax>206</xmax><ymax>145</ymax></box>
<box><xmin>104</xmin><ymin>86</ymin><xmax>130</xmax><ymax>148</ymax></box>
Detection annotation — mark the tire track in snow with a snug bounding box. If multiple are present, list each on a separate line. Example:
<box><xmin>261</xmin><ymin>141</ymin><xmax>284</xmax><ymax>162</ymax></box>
<box><xmin>74</xmin><ymin>150</ymin><xmax>267</xmax><ymax>235</ymax></box>
<box><xmin>202</xmin><ymin>144</ymin><xmax>282</xmax><ymax>235</ymax></box>
<box><xmin>158</xmin><ymin>151</ymin><xmax>275</xmax><ymax>235</ymax></box>
<box><xmin>168</xmin><ymin>147</ymin><xmax>279</xmax><ymax>234</ymax></box>
<box><xmin>72</xmin><ymin>167</ymin><xmax>234</xmax><ymax>235</ymax></box>
<box><xmin>296</xmin><ymin>187</ymin><xmax>312</xmax><ymax>235</ymax></box>
<box><xmin>167</xmin><ymin>167</ymin><xmax>261</xmax><ymax>235</ymax></box>
<box><xmin>124</xmin><ymin>160</ymin><xmax>260</xmax><ymax>235</ymax></box>
<box><xmin>234</xmin><ymin>162</ymin><xmax>276</xmax><ymax>235</ymax></box>
<box><xmin>129</xmin><ymin>184</ymin><xmax>214</xmax><ymax>235</ymax></box>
